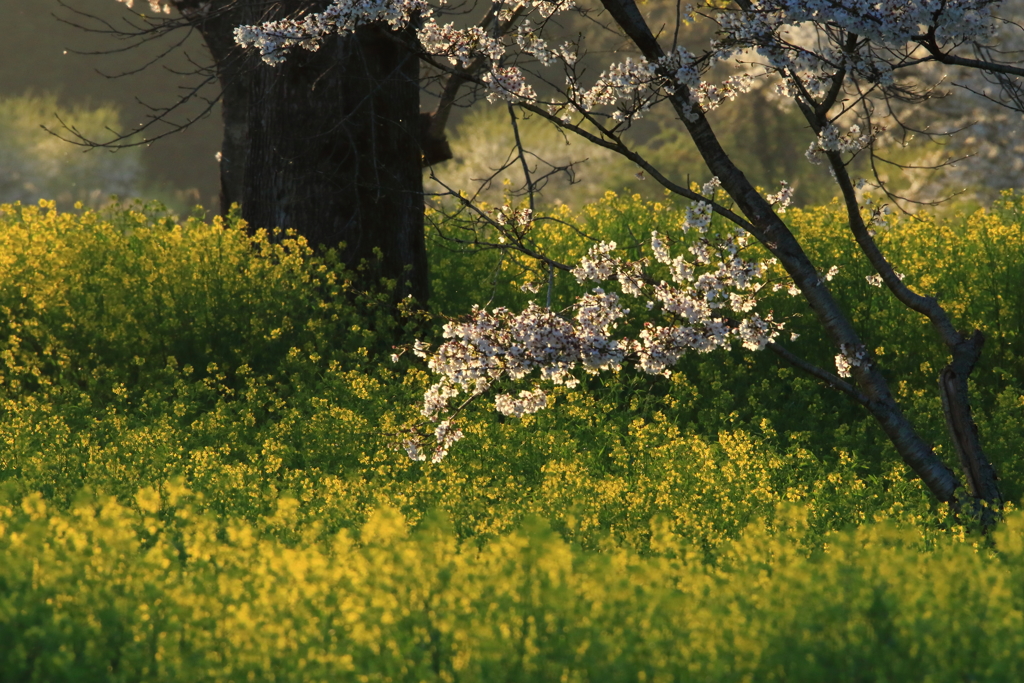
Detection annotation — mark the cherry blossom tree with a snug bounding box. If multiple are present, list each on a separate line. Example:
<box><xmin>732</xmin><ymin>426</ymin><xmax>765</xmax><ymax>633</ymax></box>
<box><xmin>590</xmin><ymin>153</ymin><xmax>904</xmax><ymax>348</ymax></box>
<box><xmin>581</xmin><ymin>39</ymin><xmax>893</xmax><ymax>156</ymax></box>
<box><xmin>236</xmin><ymin>0</ymin><xmax>1024</xmax><ymax>523</ymax></box>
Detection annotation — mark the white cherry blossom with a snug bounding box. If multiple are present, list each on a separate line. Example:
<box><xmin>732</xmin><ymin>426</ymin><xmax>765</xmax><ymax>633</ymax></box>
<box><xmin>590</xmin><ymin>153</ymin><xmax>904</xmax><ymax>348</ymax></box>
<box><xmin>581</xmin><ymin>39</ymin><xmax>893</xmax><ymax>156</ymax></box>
<box><xmin>407</xmin><ymin>200</ymin><xmax>780</xmax><ymax>460</ymax></box>
<box><xmin>494</xmin><ymin>388</ymin><xmax>548</xmax><ymax>417</ymax></box>
<box><xmin>835</xmin><ymin>343</ymin><xmax>870</xmax><ymax>379</ymax></box>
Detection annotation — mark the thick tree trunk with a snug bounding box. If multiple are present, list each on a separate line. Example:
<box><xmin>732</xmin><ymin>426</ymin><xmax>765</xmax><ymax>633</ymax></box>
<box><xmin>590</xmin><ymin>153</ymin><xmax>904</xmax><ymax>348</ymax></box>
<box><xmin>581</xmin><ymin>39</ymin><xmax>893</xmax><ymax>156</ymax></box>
<box><xmin>940</xmin><ymin>331</ymin><xmax>1002</xmax><ymax>523</ymax></box>
<box><xmin>183</xmin><ymin>1</ymin><xmax>428</xmax><ymax>302</ymax></box>
<box><xmin>242</xmin><ymin>20</ymin><xmax>427</xmax><ymax>302</ymax></box>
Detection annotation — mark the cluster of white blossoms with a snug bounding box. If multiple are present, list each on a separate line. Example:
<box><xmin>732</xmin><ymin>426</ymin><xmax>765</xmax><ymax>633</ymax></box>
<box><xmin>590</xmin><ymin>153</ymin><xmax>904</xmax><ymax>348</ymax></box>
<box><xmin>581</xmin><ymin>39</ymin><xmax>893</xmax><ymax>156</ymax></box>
<box><xmin>766</xmin><ymin>181</ymin><xmax>794</xmax><ymax>214</ymax></box>
<box><xmin>835</xmin><ymin>343</ymin><xmax>870</xmax><ymax>379</ymax></box>
<box><xmin>805</xmin><ymin>124</ymin><xmax>878</xmax><ymax>164</ymax></box>
<box><xmin>716</xmin><ymin>0</ymin><xmax>997</xmax><ymax>86</ymax></box>
<box><xmin>405</xmin><ymin>187</ymin><xmax>781</xmax><ymax>461</ymax></box>
<box><xmin>515</xmin><ymin>22</ymin><xmax>577</xmax><ymax>68</ymax></box>
<box><xmin>233</xmin><ymin>0</ymin><xmax>575</xmax><ymax>70</ymax></box>
<box><xmin>758</xmin><ymin>0</ymin><xmax>995</xmax><ymax>47</ymax></box>
<box><xmin>689</xmin><ymin>74</ymin><xmax>756</xmax><ymax>114</ymax></box>
<box><xmin>494</xmin><ymin>388</ymin><xmax>548</xmax><ymax>417</ymax></box>
<box><xmin>866</xmin><ymin>271</ymin><xmax>905</xmax><ymax>287</ymax></box>
<box><xmin>576</xmin><ymin>57</ymin><xmax>662</xmax><ymax>123</ymax></box>
<box><xmin>228</xmin><ymin>0</ymin><xmax>999</xmax><ymax>140</ymax></box>
<box><xmin>115</xmin><ymin>0</ymin><xmax>172</xmax><ymax>13</ymax></box>
<box><xmin>234</xmin><ymin>0</ymin><xmax>433</xmax><ymax>64</ymax></box>
<box><xmin>418</xmin><ymin>23</ymin><xmax>504</xmax><ymax>69</ymax></box>
<box><xmin>567</xmin><ymin>47</ymin><xmax>753</xmax><ymax>124</ymax></box>
<box><xmin>572</xmin><ymin>242</ymin><xmax>647</xmax><ymax>297</ymax></box>
<box><xmin>230</xmin><ymin>0</ymin><xmax>748</xmax><ymax>126</ymax></box>
<box><xmin>225</xmin><ymin>0</ymin><xmax>1006</xmax><ymax>178</ymax></box>
<box><xmin>493</xmin><ymin>204</ymin><xmax>534</xmax><ymax>228</ymax></box>
<box><xmin>483</xmin><ymin>67</ymin><xmax>537</xmax><ymax>104</ymax></box>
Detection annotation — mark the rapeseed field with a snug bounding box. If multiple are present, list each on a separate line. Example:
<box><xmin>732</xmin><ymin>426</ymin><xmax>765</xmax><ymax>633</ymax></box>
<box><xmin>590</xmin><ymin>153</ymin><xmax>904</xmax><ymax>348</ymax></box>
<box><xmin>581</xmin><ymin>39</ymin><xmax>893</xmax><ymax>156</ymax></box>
<box><xmin>1</xmin><ymin>196</ymin><xmax>1022</xmax><ymax>681</ymax></box>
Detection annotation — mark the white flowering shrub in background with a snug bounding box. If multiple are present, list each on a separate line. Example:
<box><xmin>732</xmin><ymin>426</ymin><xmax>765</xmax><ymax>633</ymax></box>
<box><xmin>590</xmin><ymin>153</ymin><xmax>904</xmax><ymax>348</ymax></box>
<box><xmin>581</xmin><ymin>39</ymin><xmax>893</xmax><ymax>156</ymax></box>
<box><xmin>0</xmin><ymin>95</ymin><xmax>143</xmax><ymax>208</ymax></box>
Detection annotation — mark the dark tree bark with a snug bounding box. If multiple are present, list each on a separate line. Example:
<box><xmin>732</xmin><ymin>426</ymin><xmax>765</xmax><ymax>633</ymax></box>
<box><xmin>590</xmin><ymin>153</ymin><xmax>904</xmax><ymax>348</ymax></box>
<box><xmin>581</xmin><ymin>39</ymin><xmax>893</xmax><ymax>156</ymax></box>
<box><xmin>179</xmin><ymin>0</ymin><xmax>428</xmax><ymax>302</ymax></box>
<box><xmin>241</xmin><ymin>19</ymin><xmax>426</xmax><ymax>301</ymax></box>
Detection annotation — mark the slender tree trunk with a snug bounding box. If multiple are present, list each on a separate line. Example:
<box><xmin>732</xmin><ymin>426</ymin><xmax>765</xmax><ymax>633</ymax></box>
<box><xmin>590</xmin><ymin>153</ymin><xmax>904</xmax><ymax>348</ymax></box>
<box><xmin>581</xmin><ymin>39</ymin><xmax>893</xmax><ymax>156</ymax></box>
<box><xmin>598</xmin><ymin>0</ymin><xmax>1004</xmax><ymax>514</ymax></box>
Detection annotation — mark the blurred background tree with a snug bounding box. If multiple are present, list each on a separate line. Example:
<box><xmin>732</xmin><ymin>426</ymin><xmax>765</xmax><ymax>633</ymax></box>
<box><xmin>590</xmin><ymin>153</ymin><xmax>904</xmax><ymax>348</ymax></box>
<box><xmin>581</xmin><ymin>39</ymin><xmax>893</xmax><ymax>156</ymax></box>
<box><xmin>0</xmin><ymin>94</ymin><xmax>143</xmax><ymax>207</ymax></box>
<box><xmin>0</xmin><ymin>0</ymin><xmax>221</xmax><ymax>212</ymax></box>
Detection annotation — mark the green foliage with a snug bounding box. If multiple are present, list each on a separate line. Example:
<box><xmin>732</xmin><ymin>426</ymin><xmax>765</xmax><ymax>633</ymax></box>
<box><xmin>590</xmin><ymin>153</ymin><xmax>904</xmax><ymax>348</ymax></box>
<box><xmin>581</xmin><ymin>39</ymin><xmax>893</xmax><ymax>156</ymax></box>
<box><xmin>0</xmin><ymin>194</ymin><xmax>1022</xmax><ymax>680</ymax></box>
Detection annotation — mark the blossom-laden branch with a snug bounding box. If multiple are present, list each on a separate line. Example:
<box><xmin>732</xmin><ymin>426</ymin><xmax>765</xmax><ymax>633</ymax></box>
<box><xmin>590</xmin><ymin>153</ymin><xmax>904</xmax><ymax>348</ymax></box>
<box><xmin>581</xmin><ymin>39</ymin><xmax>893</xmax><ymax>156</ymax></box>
<box><xmin>403</xmin><ymin>182</ymin><xmax>781</xmax><ymax>462</ymax></box>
